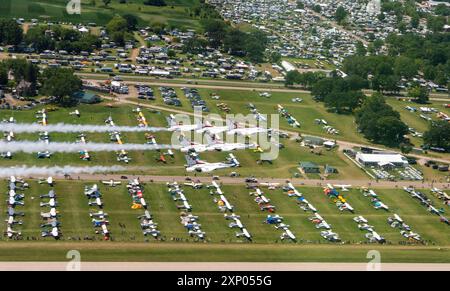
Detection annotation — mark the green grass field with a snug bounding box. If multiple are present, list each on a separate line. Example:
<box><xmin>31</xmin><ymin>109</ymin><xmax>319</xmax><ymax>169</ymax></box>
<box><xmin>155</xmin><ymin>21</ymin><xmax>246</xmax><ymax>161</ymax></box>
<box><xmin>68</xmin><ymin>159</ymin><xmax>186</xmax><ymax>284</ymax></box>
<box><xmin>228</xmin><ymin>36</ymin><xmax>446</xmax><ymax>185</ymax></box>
<box><xmin>0</xmin><ymin>0</ymin><xmax>202</xmax><ymax>29</ymax></box>
<box><xmin>0</xmin><ymin>180</ymin><xmax>448</xmax><ymax>262</ymax></box>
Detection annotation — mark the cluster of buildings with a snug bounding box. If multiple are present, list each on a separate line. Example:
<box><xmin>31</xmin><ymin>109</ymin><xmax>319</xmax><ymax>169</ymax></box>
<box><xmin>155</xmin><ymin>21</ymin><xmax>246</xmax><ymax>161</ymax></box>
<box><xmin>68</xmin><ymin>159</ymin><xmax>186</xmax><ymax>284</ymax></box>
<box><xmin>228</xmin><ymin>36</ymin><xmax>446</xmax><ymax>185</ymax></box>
<box><xmin>301</xmin><ymin>0</ymin><xmax>430</xmax><ymax>42</ymax></box>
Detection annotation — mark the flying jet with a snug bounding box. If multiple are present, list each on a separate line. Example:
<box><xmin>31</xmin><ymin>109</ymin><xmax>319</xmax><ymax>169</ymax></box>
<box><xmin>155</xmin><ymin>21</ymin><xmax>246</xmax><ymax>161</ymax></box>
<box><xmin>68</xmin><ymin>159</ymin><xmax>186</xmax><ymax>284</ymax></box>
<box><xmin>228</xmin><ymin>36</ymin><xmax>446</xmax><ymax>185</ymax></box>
<box><xmin>185</xmin><ymin>153</ymin><xmax>240</xmax><ymax>173</ymax></box>
<box><xmin>37</xmin><ymin>151</ymin><xmax>52</xmax><ymax>159</ymax></box>
<box><xmin>167</xmin><ymin>114</ymin><xmax>200</xmax><ymax>132</ymax></box>
<box><xmin>227</xmin><ymin>121</ymin><xmax>267</xmax><ymax>137</ymax></box>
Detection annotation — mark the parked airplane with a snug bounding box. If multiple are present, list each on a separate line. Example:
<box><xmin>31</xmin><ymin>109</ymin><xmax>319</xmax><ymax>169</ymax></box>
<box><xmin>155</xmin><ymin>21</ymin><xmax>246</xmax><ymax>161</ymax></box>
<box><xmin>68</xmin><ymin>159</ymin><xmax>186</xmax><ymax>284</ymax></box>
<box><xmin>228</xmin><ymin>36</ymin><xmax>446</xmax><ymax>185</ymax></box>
<box><xmin>102</xmin><ymin>180</ymin><xmax>122</xmax><ymax>187</ymax></box>
<box><xmin>37</xmin><ymin>151</ymin><xmax>52</xmax><ymax>159</ymax></box>
<box><xmin>69</xmin><ymin>110</ymin><xmax>81</xmax><ymax>117</ymax></box>
<box><xmin>1</xmin><ymin>152</ymin><xmax>12</xmax><ymax>159</ymax></box>
<box><xmin>38</xmin><ymin>177</ymin><xmax>54</xmax><ymax>187</ymax></box>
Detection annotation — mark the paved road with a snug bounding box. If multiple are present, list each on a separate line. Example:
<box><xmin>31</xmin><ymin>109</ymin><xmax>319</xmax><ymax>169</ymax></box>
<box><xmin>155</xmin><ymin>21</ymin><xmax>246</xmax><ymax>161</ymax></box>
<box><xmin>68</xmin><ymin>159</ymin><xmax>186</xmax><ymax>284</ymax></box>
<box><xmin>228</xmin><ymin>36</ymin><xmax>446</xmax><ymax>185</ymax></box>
<box><xmin>21</xmin><ymin>173</ymin><xmax>450</xmax><ymax>190</ymax></box>
<box><xmin>0</xmin><ymin>262</ymin><xmax>448</xmax><ymax>271</ymax></box>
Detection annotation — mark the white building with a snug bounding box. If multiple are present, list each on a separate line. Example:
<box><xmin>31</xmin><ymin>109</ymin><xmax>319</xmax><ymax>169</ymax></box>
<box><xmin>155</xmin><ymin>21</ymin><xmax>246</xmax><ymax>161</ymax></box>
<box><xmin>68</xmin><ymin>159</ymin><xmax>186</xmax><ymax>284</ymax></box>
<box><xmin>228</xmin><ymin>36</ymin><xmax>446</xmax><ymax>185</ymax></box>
<box><xmin>281</xmin><ymin>61</ymin><xmax>296</xmax><ymax>72</ymax></box>
<box><xmin>356</xmin><ymin>152</ymin><xmax>409</xmax><ymax>168</ymax></box>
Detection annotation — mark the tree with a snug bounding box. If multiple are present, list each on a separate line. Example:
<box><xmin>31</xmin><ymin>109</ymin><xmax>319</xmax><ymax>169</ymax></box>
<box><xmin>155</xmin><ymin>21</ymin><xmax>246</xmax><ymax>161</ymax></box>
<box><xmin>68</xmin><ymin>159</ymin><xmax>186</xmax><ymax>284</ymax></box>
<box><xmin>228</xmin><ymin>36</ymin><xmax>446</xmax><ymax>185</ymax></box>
<box><xmin>355</xmin><ymin>41</ymin><xmax>367</xmax><ymax>56</ymax></box>
<box><xmin>102</xmin><ymin>0</ymin><xmax>111</xmax><ymax>7</ymax></box>
<box><xmin>335</xmin><ymin>6</ymin><xmax>348</xmax><ymax>25</ymax></box>
<box><xmin>41</xmin><ymin>68</ymin><xmax>82</xmax><ymax>107</ymax></box>
<box><xmin>182</xmin><ymin>36</ymin><xmax>208</xmax><ymax>54</ymax></box>
<box><xmin>106</xmin><ymin>16</ymin><xmax>128</xmax><ymax>35</ymax></box>
<box><xmin>374</xmin><ymin>116</ymin><xmax>409</xmax><ymax>147</ymax></box>
<box><xmin>0</xmin><ymin>65</ymin><xmax>7</xmax><ymax>86</ymax></box>
<box><xmin>285</xmin><ymin>71</ymin><xmax>302</xmax><ymax>86</ymax></box>
<box><xmin>424</xmin><ymin>121</ymin><xmax>450</xmax><ymax>152</ymax></box>
<box><xmin>355</xmin><ymin>93</ymin><xmax>408</xmax><ymax>147</ymax></box>
<box><xmin>123</xmin><ymin>14</ymin><xmax>139</xmax><ymax>31</ymax></box>
<box><xmin>0</xmin><ymin>19</ymin><xmax>23</xmax><ymax>45</ymax></box>
<box><xmin>313</xmin><ymin>5</ymin><xmax>322</xmax><ymax>13</ymax></box>
<box><xmin>408</xmin><ymin>84</ymin><xmax>429</xmax><ymax>104</ymax></box>
<box><xmin>202</xmin><ymin>19</ymin><xmax>227</xmax><ymax>48</ymax></box>
<box><xmin>144</xmin><ymin>0</ymin><xmax>167</xmax><ymax>6</ymax></box>
<box><xmin>394</xmin><ymin>56</ymin><xmax>418</xmax><ymax>79</ymax></box>
<box><xmin>269</xmin><ymin>52</ymin><xmax>282</xmax><ymax>64</ymax></box>
<box><xmin>324</xmin><ymin>90</ymin><xmax>364</xmax><ymax>114</ymax></box>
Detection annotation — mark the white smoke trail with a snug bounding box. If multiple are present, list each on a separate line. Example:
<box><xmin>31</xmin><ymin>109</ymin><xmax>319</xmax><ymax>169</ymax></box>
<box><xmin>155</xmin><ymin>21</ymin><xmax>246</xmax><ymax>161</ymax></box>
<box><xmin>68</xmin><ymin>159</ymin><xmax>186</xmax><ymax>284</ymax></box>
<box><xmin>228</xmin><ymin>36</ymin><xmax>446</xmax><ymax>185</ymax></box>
<box><xmin>0</xmin><ymin>123</ymin><xmax>170</xmax><ymax>133</ymax></box>
<box><xmin>0</xmin><ymin>165</ymin><xmax>126</xmax><ymax>177</ymax></box>
<box><xmin>0</xmin><ymin>141</ymin><xmax>180</xmax><ymax>153</ymax></box>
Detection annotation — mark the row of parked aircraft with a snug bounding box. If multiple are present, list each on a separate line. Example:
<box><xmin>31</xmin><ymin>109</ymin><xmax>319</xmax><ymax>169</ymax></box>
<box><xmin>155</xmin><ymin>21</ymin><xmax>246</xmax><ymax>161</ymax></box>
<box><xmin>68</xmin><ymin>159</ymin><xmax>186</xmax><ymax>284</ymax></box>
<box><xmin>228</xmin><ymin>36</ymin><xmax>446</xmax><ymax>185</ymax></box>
<box><xmin>167</xmin><ymin>182</ymin><xmax>206</xmax><ymax>240</ymax></box>
<box><xmin>354</xmin><ymin>216</ymin><xmax>386</xmax><ymax>244</ymax></box>
<box><xmin>248</xmin><ymin>187</ymin><xmax>296</xmax><ymax>242</ymax></box>
<box><xmin>324</xmin><ymin>184</ymin><xmax>355</xmax><ymax>213</ymax></box>
<box><xmin>127</xmin><ymin>179</ymin><xmax>161</xmax><ymax>238</ymax></box>
<box><xmin>5</xmin><ymin>177</ymin><xmax>28</xmax><ymax>239</ymax></box>
<box><xmin>105</xmin><ymin>116</ymin><xmax>132</xmax><ymax>164</ymax></box>
<box><xmin>283</xmin><ymin>183</ymin><xmax>341</xmax><ymax>242</ymax></box>
<box><xmin>360</xmin><ymin>188</ymin><xmax>389</xmax><ymax>211</ymax></box>
<box><xmin>404</xmin><ymin>187</ymin><xmax>449</xmax><ymax>225</ymax></box>
<box><xmin>207</xmin><ymin>181</ymin><xmax>252</xmax><ymax>241</ymax></box>
<box><xmin>39</xmin><ymin>178</ymin><xmax>61</xmax><ymax>239</ymax></box>
<box><xmin>277</xmin><ymin>105</ymin><xmax>300</xmax><ymax>128</ymax></box>
<box><xmin>431</xmin><ymin>188</ymin><xmax>450</xmax><ymax>206</ymax></box>
<box><xmin>84</xmin><ymin>184</ymin><xmax>110</xmax><ymax>240</ymax></box>
<box><xmin>387</xmin><ymin>214</ymin><xmax>422</xmax><ymax>242</ymax></box>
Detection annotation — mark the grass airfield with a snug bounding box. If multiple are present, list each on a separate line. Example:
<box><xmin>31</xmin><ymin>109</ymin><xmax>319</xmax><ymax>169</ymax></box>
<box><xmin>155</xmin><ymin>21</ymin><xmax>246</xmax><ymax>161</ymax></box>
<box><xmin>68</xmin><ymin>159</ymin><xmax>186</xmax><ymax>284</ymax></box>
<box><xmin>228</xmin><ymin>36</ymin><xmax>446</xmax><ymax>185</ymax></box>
<box><xmin>0</xmin><ymin>91</ymin><xmax>448</xmax><ymax>263</ymax></box>
<box><xmin>0</xmin><ymin>180</ymin><xmax>448</xmax><ymax>262</ymax></box>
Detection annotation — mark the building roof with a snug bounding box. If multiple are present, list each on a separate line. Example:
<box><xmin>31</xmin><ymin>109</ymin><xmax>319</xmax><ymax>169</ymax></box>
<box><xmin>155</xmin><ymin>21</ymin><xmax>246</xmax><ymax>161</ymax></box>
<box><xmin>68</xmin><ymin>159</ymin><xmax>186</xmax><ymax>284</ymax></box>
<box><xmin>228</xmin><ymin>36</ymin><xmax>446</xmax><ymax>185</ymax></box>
<box><xmin>299</xmin><ymin>161</ymin><xmax>319</xmax><ymax>168</ymax></box>
<box><xmin>356</xmin><ymin>153</ymin><xmax>408</xmax><ymax>165</ymax></box>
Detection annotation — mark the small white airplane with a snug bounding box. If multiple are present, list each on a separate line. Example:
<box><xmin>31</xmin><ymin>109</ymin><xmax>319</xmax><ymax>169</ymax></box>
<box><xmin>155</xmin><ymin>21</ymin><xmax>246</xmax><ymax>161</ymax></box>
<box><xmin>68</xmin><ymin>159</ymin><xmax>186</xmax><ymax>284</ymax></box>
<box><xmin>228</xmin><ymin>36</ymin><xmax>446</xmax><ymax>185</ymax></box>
<box><xmin>1</xmin><ymin>152</ymin><xmax>12</xmax><ymax>159</ymax></box>
<box><xmin>40</xmin><ymin>208</ymin><xmax>58</xmax><ymax>219</ymax></box>
<box><xmin>6</xmin><ymin>226</ymin><xmax>21</xmax><ymax>238</ymax></box>
<box><xmin>38</xmin><ymin>177</ymin><xmax>54</xmax><ymax>187</ymax></box>
<box><xmin>37</xmin><ymin>151</ymin><xmax>52</xmax><ymax>159</ymax></box>
<box><xmin>69</xmin><ymin>110</ymin><xmax>81</xmax><ymax>117</ymax></box>
<box><xmin>328</xmin><ymin>184</ymin><xmax>352</xmax><ymax>191</ymax></box>
<box><xmin>184</xmin><ymin>181</ymin><xmax>203</xmax><ymax>189</ymax></box>
<box><xmin>40</xmin><ymin>198</ymin><xmax>57</xmax><ymax>208</ymax></box>
<box><xmin>277</xmin><ymin>224</ymin><xmax>296</xmax><ymax>241</ymax></box>
<box><xmin>2</xmin><ymin>117</ymin><xmax>16</xmax><ymax>123</ymax></box>
<box><xmin>220</xmin><ymin>195</ymin><xmax>234</xmax><ymax>211</ymax></box>
<box><xmin>88</xmin><ymin>197</ymin><xmax>103</xmax><ymax>208</ymax></box>
<box><xmin>117</xmin><ymin>151</ymin><xmax>131</xmax><ymax>163</ymax></box>
<box><xmin>259</xmin><ymin>182</ymin><xmax>280</xmax><ymax>189</ymax></box>
<box><xmin>102</xmin><ymin>180</ymin><xmax>122</xmax><ymax>187</ymax></box>
<box><xmin>3</xmin><ymin>131</ymin><xmax>14</xmax><ymax>141</ymax></box>
<box><xmin>236</xmin><ymin>228</ymin><xmax>252</xmax><ymax>240</ymax></box>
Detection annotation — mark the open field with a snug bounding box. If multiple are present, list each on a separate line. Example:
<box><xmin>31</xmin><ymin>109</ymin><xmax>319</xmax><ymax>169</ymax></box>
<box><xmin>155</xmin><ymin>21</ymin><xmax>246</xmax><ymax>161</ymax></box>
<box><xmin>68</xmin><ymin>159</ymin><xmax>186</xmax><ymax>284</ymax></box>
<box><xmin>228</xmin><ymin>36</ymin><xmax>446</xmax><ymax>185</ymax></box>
<box><xmin>0</xmin><ymin>180</ymin><xmax>448</xmax><ymax>262</ymax></box>
<box><xmin>0</xmin><ymin>0</ymin><xmax>202</xmax><ymax>29</ymax></box>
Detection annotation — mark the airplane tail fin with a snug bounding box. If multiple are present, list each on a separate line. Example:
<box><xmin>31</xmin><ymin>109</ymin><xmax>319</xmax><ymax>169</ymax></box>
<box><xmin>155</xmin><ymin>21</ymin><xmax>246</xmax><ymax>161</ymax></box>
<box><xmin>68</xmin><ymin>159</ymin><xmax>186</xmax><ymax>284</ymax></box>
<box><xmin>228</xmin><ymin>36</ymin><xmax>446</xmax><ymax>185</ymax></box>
<box><xmin>185</xmin><ymin>154</ymin><xmax>198</xmax><ymax>167</ymax></box>
<box><xmin>166</xmin><ymin>114</ymin><xmax>176</xmax><ymax>127</ymax></box>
